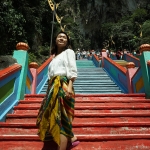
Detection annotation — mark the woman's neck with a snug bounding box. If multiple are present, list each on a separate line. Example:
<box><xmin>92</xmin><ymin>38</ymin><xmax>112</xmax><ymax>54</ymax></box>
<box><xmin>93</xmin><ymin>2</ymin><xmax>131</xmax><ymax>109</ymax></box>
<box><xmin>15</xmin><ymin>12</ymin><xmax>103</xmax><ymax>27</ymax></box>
<box><xmin>57</xmin><ymin>47</ymin><xmax>65</xmax><ymax>55</ymax></box>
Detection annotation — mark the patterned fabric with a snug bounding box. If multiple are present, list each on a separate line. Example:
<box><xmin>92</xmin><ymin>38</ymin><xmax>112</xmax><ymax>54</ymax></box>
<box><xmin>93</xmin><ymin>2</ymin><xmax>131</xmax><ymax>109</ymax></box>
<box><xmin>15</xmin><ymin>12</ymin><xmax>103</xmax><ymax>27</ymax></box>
<box><xmin>36</xmin><ymin>76</ymin><xmax>75</xmax><ymax>146</ymax></box>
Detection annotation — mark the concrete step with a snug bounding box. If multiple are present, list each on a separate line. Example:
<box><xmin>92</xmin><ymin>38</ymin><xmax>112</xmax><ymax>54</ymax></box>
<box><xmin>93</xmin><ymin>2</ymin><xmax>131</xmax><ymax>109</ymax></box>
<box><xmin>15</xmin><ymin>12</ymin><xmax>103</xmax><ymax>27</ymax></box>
<box><xmin>24</xmin><ymin>93</ymin><xmax>146</xmax><ymax>98</ymax></box>
<box><xmin>13</xmin><ymin>102</ymin><xmax>150</xmax><ymax>110</ymax></box>
<box><xmin>40</xmin><ymin>91</ymin><xmax>123</xmax><ymax>94</ymax></box>
<box><xmin>1</xmin><ymin>126</ymin><xmax>150</xmax><ymax>135</ymax></box>
<box><xmin>76</xmin><ymin>75</ymin><xmax>110</xmax><ymax>77</ymax></box>
<box><xmin>76</xmin><ymin>64</ymin><xmax>95</xmax><ymax>66</ymax></box>
<box><xmin>1</xmin><ymin>134</ymin><xmax>150</xmax><ymax>141</ymax></box>
<box><xmin>76</xmin><ymin>63</ymin><xmax>94</xmax><ymax>65</ymax></box>
<box><xmin>75</xmin><ymin>77</ymin><xmax>112</xmax><ymax>80</ymax></box>
<box><xmin>78</xmin><ymin>66</ymin><xmax>95</xmax><ymax>68</ymax></box>
<box><xmin>43</xmin><ymin>83</ymin><xmax>118</xmax><ymax>87</ymax></box>
<box><xmin>21</xmin><ymin>97</ymin><xmax>150</xmax><ymax>104</ymax></box>
<box><xmin>76</xmin><ymin>64</ymin><xmax>94</xmax><ymax>66</ymax></box>
<box><xmin>74</xmin><ymin>86</ymin><xmax>120</xmax><ymax>90</ymax></box>
<box><xmin>77</xmin><ymin>72</ymin><xmax>106</xmax><ymax>74</ymax></box>
<box><xmin>77</xmin><ymin>71</ymin><xmax>105</xmax><ymax>73</ymax></box>
<box><xmin>1</xmin><ymin>94</ymin><xmax>150</xmax><ymax>150</ymax></box>
<box><xmin>74</xmin><ymin>89</ymin><xmax>122</xmax><ymax>93</ymax></box>
<box><xmin>5</xmin><ymin>116</ymin><xmax>150</xmax><ymax>124</ymax></box>
<box><xmin>12</xmin><ymin>109</ymin><xmax>150</xmax><ymax>117</ymax></box>
<box><xmin>76</xmin><ymin>61</ymin><xmax>94</xmax><ymax>64</ymax></box>
<box><xmin>1</xmin><ymin>140</ymin><xmax>150</xmax><ymax>150</ymax></box>
<box><xmin>42</xmin><ymin>85</ymin><xmax>120</xmax><ymax>89</ymax></box>
<box><xmin>40</xmin><ymin>85</ymin><xmax>120</xmax><ymax>90</ymax></box>
<box><xmin>77</xmin><ymin>68</ymin><xmax>104</xmax><ymax>71</ymax></box>
<box><xmin>74</xmin><ymin>84</ymin><xmax>118</xmax><ymax>87</ymax></box>
<box><xmin>73</xmin><ymin>83</ymin><xmax>118</xmax><ymax>86</ymax></box>
<box><xmin>74</xmin><ymin>80</ymin><xmax>114</xmax><ymax>83</ymax></box>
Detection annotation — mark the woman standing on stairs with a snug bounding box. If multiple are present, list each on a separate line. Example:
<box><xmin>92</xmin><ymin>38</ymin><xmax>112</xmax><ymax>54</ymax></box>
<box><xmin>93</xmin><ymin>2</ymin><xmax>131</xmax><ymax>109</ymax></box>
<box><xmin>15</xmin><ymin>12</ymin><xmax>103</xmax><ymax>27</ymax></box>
<box><xmin>36</xmin><ymin>31</ymin><xmax>79</xmax><ymax>150</ymax></box>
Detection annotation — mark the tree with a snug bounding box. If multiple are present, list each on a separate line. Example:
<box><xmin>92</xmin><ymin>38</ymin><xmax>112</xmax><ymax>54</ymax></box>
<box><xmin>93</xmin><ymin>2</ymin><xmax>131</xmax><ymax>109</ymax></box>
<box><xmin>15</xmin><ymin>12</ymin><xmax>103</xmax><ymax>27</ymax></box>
<box><xmin>131</xmin><ymin>8</ymin><xmax>147</xmax><ymax>24</ymax></box>
<box><xmin>0</xmin><ymin>0</ymin><xmax>26</xmax><ymax>55</ymax></box>
<box><xmin>141</xmin><ymin>20</ymin><xmax>150</xmax><ymax>44</ymax></box>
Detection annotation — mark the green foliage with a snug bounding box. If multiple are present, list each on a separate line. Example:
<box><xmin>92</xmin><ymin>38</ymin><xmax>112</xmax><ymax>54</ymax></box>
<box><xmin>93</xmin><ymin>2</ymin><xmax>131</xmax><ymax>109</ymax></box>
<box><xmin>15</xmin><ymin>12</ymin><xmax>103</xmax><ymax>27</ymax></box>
<box><xmin>1</xmin><ymin>0</ymin><xmax>150</xmax><ymax>61</ymax></box>
<box><xmin>142</xmin><ymin>20</ymin><xmax>150</xmax><ymax>37</ymax></box>
<box><xmin>28</xmin><ymin>44</ymin><xmax>49</xmax><ymax>65</ymax></box>
<box><xmin>131</xmin><ymin>8</ymin><xmax>148</xmax><ymax>24</ymax></box>
<box><xmin>28</xmin><ymin>52</ymin><xmax>37</xmax><ymax>64</ymax></box>
<box><xmin>140</xmin><ymin>20</ymin><xmax>150</xmax><ymax>44</ymax></box>
<box><xmin>39</xmin><ymin>44</ymin><xmax>50</xmax><ymax>56</ymax></box>
<box><xmin>0</xmin><ymin>0</ymin><xmax>26</xmax><ymax>55</ymax></box>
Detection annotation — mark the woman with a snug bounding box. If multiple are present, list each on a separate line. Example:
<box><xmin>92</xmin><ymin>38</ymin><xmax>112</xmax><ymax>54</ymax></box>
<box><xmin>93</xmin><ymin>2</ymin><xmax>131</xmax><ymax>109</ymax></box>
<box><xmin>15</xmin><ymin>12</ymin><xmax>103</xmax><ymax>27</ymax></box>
<box><xmin>36</xmin><ymin>31</ymin><xmax>79</xmax><ymax>150</ymax></box>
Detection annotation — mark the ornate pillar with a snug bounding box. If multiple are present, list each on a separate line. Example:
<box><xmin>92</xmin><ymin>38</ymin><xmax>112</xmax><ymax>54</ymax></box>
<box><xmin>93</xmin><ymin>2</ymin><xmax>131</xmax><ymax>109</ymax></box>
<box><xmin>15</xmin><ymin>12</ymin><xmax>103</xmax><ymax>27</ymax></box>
<box><xmin>29</xmin><ymin>62</ymin><xmax>39</xmax><ymax>94</ymax></box>
<box><xmin>126</xmin><ymin>62</ymin><xmax>136</xmax><ymax>93</ymax></box>
<box><xmin>139</xmin><ymin>44</ymin><xmax>150</xmax><ymax>98</ymax></box>
<box><xmin>101</xmin><ymin>49</ymin><xmax>107</xmax><ymax>67</ymax></box>
<box><xmin>13</xmin><ymin>42</ymin><xmax>29</xmax><ymax>100</ymax></box>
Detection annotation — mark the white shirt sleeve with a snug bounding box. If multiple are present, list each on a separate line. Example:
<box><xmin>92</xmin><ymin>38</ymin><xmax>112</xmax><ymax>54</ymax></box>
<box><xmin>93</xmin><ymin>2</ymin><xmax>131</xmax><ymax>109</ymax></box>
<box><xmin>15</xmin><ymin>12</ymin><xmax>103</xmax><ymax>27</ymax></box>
<box><xmin>65</xmin><ymin>49</ymin><xmax>77</xmax><ymax>79</ymax></box>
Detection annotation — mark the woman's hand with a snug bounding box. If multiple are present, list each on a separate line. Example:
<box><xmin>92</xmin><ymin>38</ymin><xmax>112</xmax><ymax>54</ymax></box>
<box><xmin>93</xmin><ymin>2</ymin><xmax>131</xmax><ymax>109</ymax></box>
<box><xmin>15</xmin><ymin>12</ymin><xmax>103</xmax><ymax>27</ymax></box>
<box><xmin>65</xmin><ymin>79</ymin><xmax>74</xmax><ymax>98</ymax></box>
<box><xmin>66</xmin><ymin>86</ymin><xmax>73</xmax><ymax>98</ymax></box>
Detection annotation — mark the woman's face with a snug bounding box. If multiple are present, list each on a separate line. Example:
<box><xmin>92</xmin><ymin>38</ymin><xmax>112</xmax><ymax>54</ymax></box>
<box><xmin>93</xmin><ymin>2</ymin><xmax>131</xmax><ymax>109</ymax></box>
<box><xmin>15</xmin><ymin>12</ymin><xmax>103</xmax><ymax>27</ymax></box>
<box><xmin>56</xmin><ymin>33</ymin><xmax>68</xmax><ymax>48</ymax></box>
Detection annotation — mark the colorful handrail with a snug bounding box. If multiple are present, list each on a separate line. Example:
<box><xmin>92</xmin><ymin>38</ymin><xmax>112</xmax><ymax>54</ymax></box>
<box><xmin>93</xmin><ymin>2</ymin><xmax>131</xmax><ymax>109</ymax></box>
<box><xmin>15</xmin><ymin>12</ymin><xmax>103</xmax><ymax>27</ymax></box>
<box><xmin>1</xmin><ymin>43</ymin><xmax>150</xmax><ymax>121</ymax></box>
<box><xmin>36</xmin><ymin>56</ymin><xmax>53</xmax><ymax>94</ymax></box>
<box><xmin>0</xmin><ymin>64</ymin><xmax>22</xmax><ymax>121</ymax></box>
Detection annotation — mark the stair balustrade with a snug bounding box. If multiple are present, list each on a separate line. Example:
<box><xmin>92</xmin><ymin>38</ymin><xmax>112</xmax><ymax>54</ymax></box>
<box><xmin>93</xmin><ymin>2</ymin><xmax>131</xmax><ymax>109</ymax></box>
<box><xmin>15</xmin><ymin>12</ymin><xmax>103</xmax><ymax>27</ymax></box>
<box><xmin>1</xmin><ymin>44</ymin><xmax>150</xmax><ymax>121</ymax></box>
<box><xmin>101</xmin><ymin>45</ymin><xmax>150</xmax><ymax>98</ymax></box>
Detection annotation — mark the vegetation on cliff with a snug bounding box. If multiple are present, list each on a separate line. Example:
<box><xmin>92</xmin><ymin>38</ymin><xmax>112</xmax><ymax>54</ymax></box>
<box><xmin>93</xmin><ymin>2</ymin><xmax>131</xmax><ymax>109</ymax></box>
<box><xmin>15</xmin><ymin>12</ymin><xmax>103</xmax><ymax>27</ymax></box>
<box><xmin>0</xmin><ymin>0</ymin><xmax>150</xmax><ymax>64</ymax></box>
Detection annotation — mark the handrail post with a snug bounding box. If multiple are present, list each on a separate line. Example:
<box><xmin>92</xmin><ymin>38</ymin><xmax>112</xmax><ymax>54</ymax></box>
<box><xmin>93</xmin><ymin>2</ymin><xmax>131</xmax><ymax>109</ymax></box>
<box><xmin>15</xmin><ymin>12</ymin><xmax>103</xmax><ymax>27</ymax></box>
<box><xmin>126</xmin><ymin>62</ymin><xmax>136</xmax><ymax>93</ymax></box>
<box><xmin>29</xmin><ymin>62</ymin><xmax>39</xmax><ymax>94</ymax></box>
<box><xmin>101</xmin><ymin>49</ymin><xmax>107</xmax><ymax>68</ymax></box>
<box><xmin>139</xmin><ymin>44</ymin><xmax>150</xmax><ymax>98</ymax></box>
<box><xmin>13</xmin><ymin>42</ymin><xmax>29</xmax><ymax>100</ymax></box>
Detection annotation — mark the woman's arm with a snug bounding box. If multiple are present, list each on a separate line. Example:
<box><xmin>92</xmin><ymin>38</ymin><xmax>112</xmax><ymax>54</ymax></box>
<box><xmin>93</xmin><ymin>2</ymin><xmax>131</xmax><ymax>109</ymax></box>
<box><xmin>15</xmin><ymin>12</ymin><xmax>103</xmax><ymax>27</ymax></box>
<box><xmin>64</xmin><ymin>49</ymin><xmax>77</xmax><ymax>98</ymax></box>
<box><xmin>65</xmin><ymin>49</ymin><xmax>77</xmax><ymax>80</ymax></box>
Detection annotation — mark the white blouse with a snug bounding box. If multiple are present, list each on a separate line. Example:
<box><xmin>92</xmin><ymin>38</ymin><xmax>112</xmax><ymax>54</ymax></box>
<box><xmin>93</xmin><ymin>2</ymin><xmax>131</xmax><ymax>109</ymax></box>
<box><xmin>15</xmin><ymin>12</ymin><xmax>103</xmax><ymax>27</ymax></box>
<box><xmin>48</xmin><ymin>49</ymin><xmax>77</xmax><ymax>79</ymax></box>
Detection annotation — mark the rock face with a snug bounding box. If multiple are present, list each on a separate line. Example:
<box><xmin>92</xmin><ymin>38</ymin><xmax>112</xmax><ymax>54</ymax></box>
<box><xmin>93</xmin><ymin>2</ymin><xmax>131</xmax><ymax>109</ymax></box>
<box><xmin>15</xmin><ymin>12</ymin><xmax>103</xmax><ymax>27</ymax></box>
<box><xmin>0</xmin><ymin>56</ymin><xmax>17</xmax><ymax>70</ymax></box>
<box><xmin>94</xmin><ymin>0</ymin><xmax>139</xmax><ymax>22</ymax></box>
<box><xmin>78</xmin><ymin>0</ymin><xmax>141</xmax><ymax>34</ymax></box>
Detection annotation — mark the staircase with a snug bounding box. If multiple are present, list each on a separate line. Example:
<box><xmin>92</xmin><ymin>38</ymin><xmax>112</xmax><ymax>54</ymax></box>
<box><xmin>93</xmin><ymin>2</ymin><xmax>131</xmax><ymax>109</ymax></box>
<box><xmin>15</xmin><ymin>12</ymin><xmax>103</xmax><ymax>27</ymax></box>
<box><xmin>40</xmin><ymin>60</ymin><xmax>123</xmax><ymax>94</ymax></box>
<box><xmin>74</xmin><ymin>60</ymin><xmax>123</xmax><ymax>94</ymax></box>
<box><xmin>1</xmin><ymin>94</ymin><xmax>150</xmax><ymax>149</ymax></box>
<box><xmin>1</xmin><ymin>59</ymin><xmax>150</xmax><ymax>149</ymax></box>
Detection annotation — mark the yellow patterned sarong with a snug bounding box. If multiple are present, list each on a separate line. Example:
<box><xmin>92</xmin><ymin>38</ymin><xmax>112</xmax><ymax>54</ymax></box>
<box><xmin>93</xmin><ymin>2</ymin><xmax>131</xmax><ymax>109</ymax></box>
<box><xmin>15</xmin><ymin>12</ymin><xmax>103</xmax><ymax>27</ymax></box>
<box><xmin>36</xmin><ymin>76</ymin><xmax>75</xmax><ymax>146</ymax></box>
